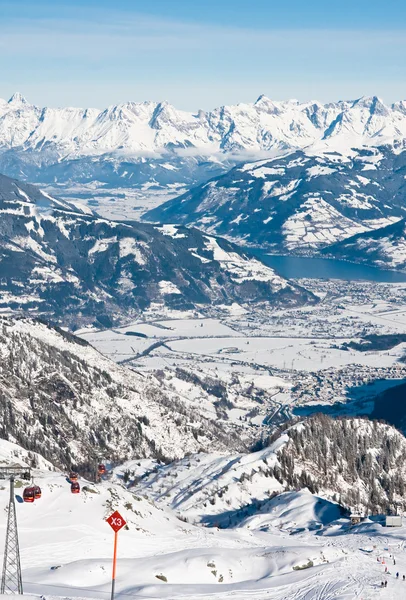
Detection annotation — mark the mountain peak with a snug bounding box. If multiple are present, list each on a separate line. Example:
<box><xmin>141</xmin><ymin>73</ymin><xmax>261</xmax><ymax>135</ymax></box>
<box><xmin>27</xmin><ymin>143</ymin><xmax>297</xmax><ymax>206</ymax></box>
<box><xmin>254</xmin><ymin>94</ymin><xmax>282</xmax><ymax>115</ymax></box>
<box><xmin>353</xmin><ymin>95</ymin><xmax>386</xmax><ymax>110</ymax></box>
<box><xmin>8</xmin><ymin>92</ymin><xmax>28</xmax><ymax>105</ymax></box>
<box><xmin>254</xmin><ymin>94</ymin><xmax>269</xmax><ymax>104</ymax></box>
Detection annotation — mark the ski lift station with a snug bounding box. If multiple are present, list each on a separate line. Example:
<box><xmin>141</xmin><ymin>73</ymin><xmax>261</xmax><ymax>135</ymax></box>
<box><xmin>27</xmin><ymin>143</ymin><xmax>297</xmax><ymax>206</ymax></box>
<box><xmin>0</xmin><ymin>463</ymin><xmax>31</xmax><ymax>480</ymax></box>
<box><xmin>350</xmin><ymin>513</ymin><xmax>363</xmax><ymax>525</ymax></box>
<box><xmin>385</xmin><ymin>515</ymin><xmax>402</xmax><ymax>527</ymax></box>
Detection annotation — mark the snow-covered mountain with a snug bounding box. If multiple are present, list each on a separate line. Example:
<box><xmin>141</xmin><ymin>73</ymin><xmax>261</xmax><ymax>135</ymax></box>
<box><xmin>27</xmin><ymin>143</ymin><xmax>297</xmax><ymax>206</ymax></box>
<box><xmin>132</xmin><ymin>414</ymin><xmax>406</xmax><ymax>519</ymax></box>
<box><xmin>323</xmin><ymin>217</ymin><xmax>406</xmax><ymax>270</ymax></box>
<box><xmin>145</xmin><ymin>145</ymin><xmax>406</xmax><ymax>252</ymax></box>
<box><xmin>1</xmin><ymin>93</ymin><xmax>406</xmax><ymax>188</ymax></box>
<box><xmin>0</xmin><ymin>173</ymin><xmax>315</xmax><ymax>326</ymax></box>
<box><xmin>0</xmin><ymin>316</ymin><xmax>251</xmax><ymax>470</ymax></box>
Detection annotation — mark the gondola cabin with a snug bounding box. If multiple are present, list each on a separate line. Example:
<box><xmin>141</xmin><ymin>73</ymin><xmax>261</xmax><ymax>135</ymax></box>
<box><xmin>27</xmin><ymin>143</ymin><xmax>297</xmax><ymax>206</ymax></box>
<box><xmin>98</xmin><ymin>464</ymin><xmax>106</xmax><ymax>475</ymax></box>
<box><xmin>69</xmin><ymin>472</ymin><xmax>78</xmax><ymax>482</ymax></box>
<box><xmin>71</xmin><ymin>482</ymin><xmax>80</xmax><ymax>494</ymax></box>
<box><xmin>23</xmin><ymin>487</ymin><xmax>35</xmax><ymax>503</ymax></box>
<box><xmin>33</xmin><ymin>485</ymin><xmax>42</xmax><ymax>499</ymax></box>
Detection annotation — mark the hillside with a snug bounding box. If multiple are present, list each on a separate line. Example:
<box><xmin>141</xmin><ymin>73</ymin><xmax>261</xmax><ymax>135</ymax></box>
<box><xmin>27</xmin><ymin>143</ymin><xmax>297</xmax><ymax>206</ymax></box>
<box><xmin>0</xmin><ymin>441</ymin><xmax>356</xmax><ymax>600</ymax></box>
<box><xmin>0</xmin><ymin>173</ymin><xmax>315</xmax><ymax>326</ymax></box>
<box><xmin>323</xmin><ymin>217</ymin><xmax>406</xmax><ymax>270</ymax></box>
<box><xmin>131</xmin><ymin>414</ymin><xmax>406</xmax><ymax>519</ymax></box>
<box><xmin>0</xmin><ymin>316</ymin><xmax>250</xmax><ymax>471</ymax></box>
<box><xmin>1</xmin><ymin>435</ymin><xmax>406</xmax><ymax>599</ymax></box>
<box><xmin>1</xmin><ymin>93</ymin><xmax>406</xmax><ymax>189</ymax></box>
<box><xmin>145</xmin><ymin>145</ymin><xmax>406</xmax><ymax>252</ymax></box>
<box><xmin>370</xmin><ymin>380</ymin><xmax>406</xmax><ymax>429</ymax></box>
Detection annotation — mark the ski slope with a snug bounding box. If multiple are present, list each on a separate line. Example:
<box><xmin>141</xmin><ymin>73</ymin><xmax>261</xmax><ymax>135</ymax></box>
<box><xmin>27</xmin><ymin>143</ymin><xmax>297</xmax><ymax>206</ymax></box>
<box><xmin>0</xmin><ymin>438</ymin><xmax>405</xmax><ymax>599</ymax></box>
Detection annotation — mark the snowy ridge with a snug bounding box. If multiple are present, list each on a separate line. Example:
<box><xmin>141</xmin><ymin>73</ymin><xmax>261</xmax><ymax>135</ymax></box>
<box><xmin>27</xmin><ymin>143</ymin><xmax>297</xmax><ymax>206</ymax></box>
<box><xmin>1</xmin><ymin>93</ymin><xmax>406</xmax><ymax>158</ymax></box>
<box><xmin>0</xmin><ymin>172</ymin><xmax>315</xmax><ymax>325</ymax></box>
<box><xmin>1</xmin><ymin>93</ymin><xmax>406</xmax><ymax>188</ymax></box>
<box><xmin>323</xmin><ymin>218</ymin><xmax>406</xmax><ymax>271</ymax></box>
<box><xmin>146</xmin><ymin>145</ymin><xmax>406</xmax><ymax>252</ymax></box>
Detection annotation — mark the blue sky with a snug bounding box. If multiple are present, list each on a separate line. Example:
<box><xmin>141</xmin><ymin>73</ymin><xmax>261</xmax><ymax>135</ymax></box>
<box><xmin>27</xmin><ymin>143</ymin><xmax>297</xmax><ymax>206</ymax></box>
<box><xmin>1</xmin><ymin>0</ymin><xmax>405</xmax><ymax>109</ymax></box>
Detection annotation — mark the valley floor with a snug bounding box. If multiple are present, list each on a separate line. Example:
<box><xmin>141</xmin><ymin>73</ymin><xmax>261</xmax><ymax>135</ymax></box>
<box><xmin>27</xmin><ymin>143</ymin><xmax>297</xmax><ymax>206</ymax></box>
<box><xmin>4</xmin><ymin>279</ymin><xmax>406</xmax><ymax>599</ymax></box>
<box><xmin>77</xmin><ymin>278</ymin><xmax>406</xmax><ymax>429</ymax></box>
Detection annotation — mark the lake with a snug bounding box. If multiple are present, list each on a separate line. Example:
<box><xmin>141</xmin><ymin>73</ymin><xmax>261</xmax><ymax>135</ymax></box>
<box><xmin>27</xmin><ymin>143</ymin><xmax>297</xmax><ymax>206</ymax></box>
<box><xmin>252</xmin><ymin>253</ymin><xmax>406</xmax><ymax>283</ymax></box>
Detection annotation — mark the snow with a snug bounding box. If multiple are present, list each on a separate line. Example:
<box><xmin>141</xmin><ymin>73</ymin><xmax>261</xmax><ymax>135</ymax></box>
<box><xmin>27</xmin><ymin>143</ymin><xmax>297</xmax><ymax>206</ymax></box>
<box><xmin>203</xmin><ymin>237</ymin><xmax>287</xmax><ymax>287</ymax></box>
<box><xmin>12</xmin><ymin>235</ymin><xmax>57</xmax><ymax>263</ymax></box>
<box><xmin>246</xmin><ymin>166</ymin><xmax>286</xmax><ymax>178</ymax></box>
<box><xmin>166</xmin><ymin>335</ymin><xmax>401</xmax><ymax>371</ymax></box>
<box><xmin>118</xmin><ymin>238</ymin><xmax>147</xmax><ymax>262</ymax></box>
<box><xmin>0</xmin><ymin>460</ymin><xmax>356</xmax><ymax>600</ymax></box>
<box><xmin>240</xmin><ymin>490</ymin><xmax>342</xmax><ymax>532</ymax></box>
<box><xmin>156</xmin><ymin>224</ymin><xmax>186</xmax><ymax>239</ymax></box>
<box><xmin>4</xmin><ymin>302</ymin><xmax>406</xmax><ymax>598</ymax></box>
<box><xmin>88</xmin><ymin>237</ymin><xmax>117</xmax><ymax>255</ymax></box>
<box><xmin>34</xmin><ymin>450</ymin><xmax>401</xmax><ymax>600</ymax></box>
<box><xmin>283</xmin><ymin>196</ymin><xmax>367</xmax><ymax>249</ymax></box>
<box><xmin>306</xmin><ymin>165</ymin><xmax>337</xmax><ymax>177</ymax></box>
<box><xmin>158</xmin><ymin>280</ymin><xmax>181</xmax><ymax>295</ymax></box>
<box><xmin>2</xmin><ymin>94</ymin><xmax>406</xmax><ymax>183</ymax></box>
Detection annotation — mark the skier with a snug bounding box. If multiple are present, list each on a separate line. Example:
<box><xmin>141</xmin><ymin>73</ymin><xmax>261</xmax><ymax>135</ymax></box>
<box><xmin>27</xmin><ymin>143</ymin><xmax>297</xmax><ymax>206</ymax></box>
<box><xmin>397</xmin><ymin>572</ymin><xmax>399</xmax><ymax>579</ymax></box>
<box><xmin>385</xmin><ymin>580</ymin><xmax>388</xmax><ymax>587</ymax></box>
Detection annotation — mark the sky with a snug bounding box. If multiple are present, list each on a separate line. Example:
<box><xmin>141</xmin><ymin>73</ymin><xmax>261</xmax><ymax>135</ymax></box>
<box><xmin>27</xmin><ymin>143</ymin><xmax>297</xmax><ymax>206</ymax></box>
<box><xmin>1</xmin><ymin>0</ymin><xmax>405</xmax><ymax>110</ymax></box>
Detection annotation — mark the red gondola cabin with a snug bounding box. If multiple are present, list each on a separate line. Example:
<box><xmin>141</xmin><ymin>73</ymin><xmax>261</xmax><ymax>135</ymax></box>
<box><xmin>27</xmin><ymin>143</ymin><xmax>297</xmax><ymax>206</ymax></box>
<box><xmin>23</xmin><ymin>487</ymin><xmax>35</xmax><ymax>503</ymax></box>
<box><xmin>98</xmin><ymin>464</ymin><xmax>106</xmax><ymax>475</ymax></box>
<box><xmin>69</xmin><ymin>471</ymin><xmax>78</xmax><ymax>482</ymax></box>
<box><xmin>71</xmin><ymin>482</ymin><xmax>80</xmax><ymax>494</ymax></box>
<box><xmin>33</xmin><ymin>485</ymin><xmax>42</xmax><ymax>499</ymax></box>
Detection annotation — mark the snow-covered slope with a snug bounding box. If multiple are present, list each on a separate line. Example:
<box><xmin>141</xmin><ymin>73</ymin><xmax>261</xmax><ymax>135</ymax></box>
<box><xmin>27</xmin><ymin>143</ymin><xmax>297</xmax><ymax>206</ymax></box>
<box><xmin>1</xmin><ymin>93</ymin><xmax>406</xmax><ymax>188</ymax></box>
<box><xmin>0</xmin><ymin>458</ymin><xmax>354</xmax><ymax>600</ymax></box>
<box><xmin>0</xmin><ymin>420</ymin><xmax>406</xmax><ymax>600</ymax></box>
<box><xmin>323</xmin><ymin>217</ymin><xmax>406</xmax><ymax>270</ymax></box>
<box><xmin>0</xmin><ymin>316</ymin><xmax>250</xmax><ymax>470</ymax></box>
<box><xmin>146</xmin><ymin>145</ymin><xmax>406</xmax><ymax>252</ymax></box>
<box><xmin>0</xmin><ymin>173</ymin><xmax>315</xmax><ymax>325</ymax></box>
<box><xmin>2</xmin><ymin>439</ymin><xmax>406</xmax><ymax>600</ymax></box>
<box><xmin>131</xmin><ymin>414</ymin><xmax>406</xmax><ymax>519</ymax></box>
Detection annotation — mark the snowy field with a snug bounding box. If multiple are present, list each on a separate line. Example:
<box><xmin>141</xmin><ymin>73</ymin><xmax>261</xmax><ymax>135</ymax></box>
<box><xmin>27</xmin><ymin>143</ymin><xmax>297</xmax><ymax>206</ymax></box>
<box><xmin>77</xmin><ymin>280</ymin><xmax>406</xmax><ymax>419</ymax></box>
<box><xmin>78</xmin><ymin>280</ymin><xmax>406</xmax><ymax>364</ymax></box>
<box><xmin>1</xmin><ymin>440</ymin><xmax>406</xmax><ymax>600</ymax></box>
<box><xmin>42</xmin><ymin>183</ymin><xmax>186</xmax><ymax>221</ymax></box>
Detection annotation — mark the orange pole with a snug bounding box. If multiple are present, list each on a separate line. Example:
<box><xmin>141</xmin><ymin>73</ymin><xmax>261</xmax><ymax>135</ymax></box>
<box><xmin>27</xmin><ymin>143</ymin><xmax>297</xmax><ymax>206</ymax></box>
<box><xmin>111</xmin><ymin>531</ymin><xmax>118</xmax><ymax>600</ymax></box>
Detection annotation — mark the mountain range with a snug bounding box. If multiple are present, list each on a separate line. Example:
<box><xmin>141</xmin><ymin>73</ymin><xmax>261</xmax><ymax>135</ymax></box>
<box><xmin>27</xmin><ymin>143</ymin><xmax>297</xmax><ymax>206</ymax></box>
<box><xmin>1</xmin><ymin>93</ymin><xmax>406</xmax><ymax>189</ymax></box>
<box><xmin>145</xmin><ymin>145</ymin><xmax>406</xmax><ymax>252</ymax></box>
<box><xmin>0</xmin><ymin>173</ymin><xmax>315</xmax><ymax>327</ymax></box>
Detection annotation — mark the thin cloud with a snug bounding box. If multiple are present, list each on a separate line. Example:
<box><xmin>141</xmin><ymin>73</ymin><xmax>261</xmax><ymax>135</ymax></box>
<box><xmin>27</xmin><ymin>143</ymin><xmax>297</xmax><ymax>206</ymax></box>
<box><xmin>0</xmin><ymin>10</ymin><xmax>405</xmax><ymax>108</ymax></box>
<box><xmin>1</xmin><ymin>14</ymin><xmax>406</xmax><ymax>58</ymax></box>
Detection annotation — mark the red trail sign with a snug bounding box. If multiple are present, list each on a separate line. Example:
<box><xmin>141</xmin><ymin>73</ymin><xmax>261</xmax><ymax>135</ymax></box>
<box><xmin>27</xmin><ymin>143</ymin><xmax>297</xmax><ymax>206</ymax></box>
<box><xmin>106</xmin><ymin>510</ymin><xmax>126</xmax><ymax>600</ymax></box>
<box><xmin>106</xmin><ymin>510</ymin><xmax>126</xmax><ymax>533</ymax></box>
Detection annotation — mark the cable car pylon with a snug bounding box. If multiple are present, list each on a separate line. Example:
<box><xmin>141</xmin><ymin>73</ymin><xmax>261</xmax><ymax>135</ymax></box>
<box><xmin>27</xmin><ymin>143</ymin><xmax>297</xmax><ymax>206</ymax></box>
<box><xmin>1</xmin><ymin>476</ymin><xmax>23</xmax><ymax>594</ymax></box>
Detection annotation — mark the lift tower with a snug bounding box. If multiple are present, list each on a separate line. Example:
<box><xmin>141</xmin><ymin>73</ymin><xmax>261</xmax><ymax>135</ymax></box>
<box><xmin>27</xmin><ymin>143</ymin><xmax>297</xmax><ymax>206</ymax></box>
<box><xmin>1</xmin><ymin>476</ymin><xmax>23</xmax><ymax>594</ymax></box>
